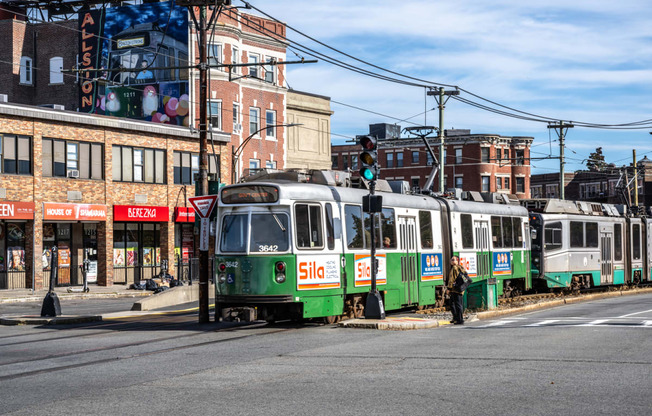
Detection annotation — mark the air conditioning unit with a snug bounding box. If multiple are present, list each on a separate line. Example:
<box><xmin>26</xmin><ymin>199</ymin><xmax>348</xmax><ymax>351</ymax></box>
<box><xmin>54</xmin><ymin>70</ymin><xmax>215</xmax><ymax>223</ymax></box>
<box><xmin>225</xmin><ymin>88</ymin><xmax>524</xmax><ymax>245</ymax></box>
<box><xmin>234</xmin><ymin>123</ymin><xmax>242</xmax><ymax>133</ymax></box>
<box><xmin>67</xmin><ymin>169</ymin><xmax>80</xmax><ymax>178</ymax></box>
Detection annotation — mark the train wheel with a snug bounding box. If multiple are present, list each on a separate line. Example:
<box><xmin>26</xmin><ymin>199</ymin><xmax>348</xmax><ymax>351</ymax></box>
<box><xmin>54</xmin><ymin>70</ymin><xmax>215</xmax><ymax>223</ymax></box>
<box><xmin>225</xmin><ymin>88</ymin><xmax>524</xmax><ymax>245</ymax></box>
<box><xmin>353</xmin><ymin>298</ymin><xmax>364</xmax><ymax>318</ymax></box>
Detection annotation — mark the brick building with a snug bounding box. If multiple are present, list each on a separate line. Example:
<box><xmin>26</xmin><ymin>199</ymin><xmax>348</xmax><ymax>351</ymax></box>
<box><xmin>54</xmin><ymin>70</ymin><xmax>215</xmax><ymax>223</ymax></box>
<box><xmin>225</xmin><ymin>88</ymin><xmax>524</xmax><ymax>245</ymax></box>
<box><xmin>0</xmin><ymin>2</ymin><xmax>292</xmax><ymax>185</ymax></box>
<box><xmin>0</xmin><ymin>102</ymin><xmax>227</xmax><ymax>290</ymax></box>
<box><xmin>331</xmin><ymin>128</ymin><xmax>533</xmax><ymax>198</ymax></box>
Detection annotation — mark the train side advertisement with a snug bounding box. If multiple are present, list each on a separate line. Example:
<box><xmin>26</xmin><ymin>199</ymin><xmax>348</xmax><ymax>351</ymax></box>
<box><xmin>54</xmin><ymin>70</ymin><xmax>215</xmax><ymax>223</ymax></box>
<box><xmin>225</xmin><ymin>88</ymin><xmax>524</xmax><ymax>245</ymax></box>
<box><xmin>78</xmin><ymin>1</ymin><xmax>190</xmax><ymax>125</ymax></box>
<box><xmin>354</xmin><ymin>254</ymin><xmax>387</xmax><ymax>287</ymax></box>
<box><xmin>420</xmin><ymin>253</ymin><xmax>443</xmax><ymax>281</ymax></box>
<box><xmin>493</xmin><ymin>251</ymin><xmax>512</xmax><ymax>275</ymax></box>
<box><xmin>458</xmin><ymin>252</ymin><xmax>478</xmax><ymax>278</ymax></box>
<box><xmin>296</xmin><ymin>255</ymin><xmax>341</xmax><ymax>290</ymax></box>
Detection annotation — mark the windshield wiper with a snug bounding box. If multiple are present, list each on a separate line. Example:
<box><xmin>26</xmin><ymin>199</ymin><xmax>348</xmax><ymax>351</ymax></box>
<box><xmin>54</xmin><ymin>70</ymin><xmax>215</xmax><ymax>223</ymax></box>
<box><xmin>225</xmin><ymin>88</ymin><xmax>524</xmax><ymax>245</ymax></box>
<box><xmin>272</xmin><ymin>214</ymin><xmax>286</xmax><ymax>232</ymax></box>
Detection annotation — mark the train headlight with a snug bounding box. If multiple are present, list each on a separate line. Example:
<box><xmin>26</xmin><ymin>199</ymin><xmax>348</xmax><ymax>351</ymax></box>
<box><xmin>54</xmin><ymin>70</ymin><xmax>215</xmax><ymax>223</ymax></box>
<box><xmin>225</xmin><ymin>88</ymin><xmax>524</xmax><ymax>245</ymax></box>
<box><xmin>218</xmin><ymin>273</ymin><xmax>227</xmax><ymax>283</ymax></box>
<box><xmin>275</xmin><ymin>273</ymin><xmax>286</xmax><ymax>284</ymax></box>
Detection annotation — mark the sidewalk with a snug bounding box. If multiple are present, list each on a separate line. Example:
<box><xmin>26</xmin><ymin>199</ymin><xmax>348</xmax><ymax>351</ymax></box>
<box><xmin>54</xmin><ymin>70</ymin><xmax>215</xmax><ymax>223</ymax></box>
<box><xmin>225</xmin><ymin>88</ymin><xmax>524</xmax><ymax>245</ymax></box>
<box><xmin>0</xmin><ymin>285</ymin><xmax>152</xmax><ymax>304</ymax></box>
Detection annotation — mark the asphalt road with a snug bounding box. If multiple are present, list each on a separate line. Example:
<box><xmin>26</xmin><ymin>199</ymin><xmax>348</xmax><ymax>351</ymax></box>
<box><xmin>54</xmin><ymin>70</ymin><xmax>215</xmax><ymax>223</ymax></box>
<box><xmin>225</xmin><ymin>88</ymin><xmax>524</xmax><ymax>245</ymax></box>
<box><xmin>0</xmin><ymin>294</ymin><xmax>650</xmax><ymax>415</ymax></box>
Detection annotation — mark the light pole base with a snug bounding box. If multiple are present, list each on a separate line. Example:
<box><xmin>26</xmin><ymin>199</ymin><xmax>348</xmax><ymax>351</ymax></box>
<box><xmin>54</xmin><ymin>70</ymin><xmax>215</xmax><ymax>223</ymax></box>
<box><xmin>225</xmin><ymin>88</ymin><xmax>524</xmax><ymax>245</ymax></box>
<box><xmin>365</xmin><ymin>290</ymin><xmax>386</xmax><ymax>319</ymax></box>
<box><xmin>41</xmin><ymin>292</ymin><xmax>61</xmax><ymax>317</ymax></box>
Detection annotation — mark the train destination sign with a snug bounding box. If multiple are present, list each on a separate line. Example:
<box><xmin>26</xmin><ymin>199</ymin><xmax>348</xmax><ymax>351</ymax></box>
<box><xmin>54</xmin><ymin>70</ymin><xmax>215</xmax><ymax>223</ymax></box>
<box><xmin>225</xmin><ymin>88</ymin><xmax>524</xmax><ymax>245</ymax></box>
<box><xmin>221</xmin><ymin>185</ymin><xmax>279</xmax><ymax>204</ymax></box>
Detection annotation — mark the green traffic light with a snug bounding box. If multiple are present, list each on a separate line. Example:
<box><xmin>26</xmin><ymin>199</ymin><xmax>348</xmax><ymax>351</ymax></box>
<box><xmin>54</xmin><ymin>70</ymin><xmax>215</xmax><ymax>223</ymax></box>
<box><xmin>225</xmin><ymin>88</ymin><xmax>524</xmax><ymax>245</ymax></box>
<box><xmin>360</xmin><ymin>167</ymin><xmax>376</xmax><ymax>181</ymax></box>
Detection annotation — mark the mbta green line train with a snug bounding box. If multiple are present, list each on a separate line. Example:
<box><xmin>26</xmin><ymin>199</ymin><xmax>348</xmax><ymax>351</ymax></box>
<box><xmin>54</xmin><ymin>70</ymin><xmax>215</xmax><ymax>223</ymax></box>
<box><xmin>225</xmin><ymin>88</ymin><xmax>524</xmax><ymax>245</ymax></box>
<box><xmin>214</xmin><ymin>170</ymin><xmax>652</xmax><ymax>323</ymax></box>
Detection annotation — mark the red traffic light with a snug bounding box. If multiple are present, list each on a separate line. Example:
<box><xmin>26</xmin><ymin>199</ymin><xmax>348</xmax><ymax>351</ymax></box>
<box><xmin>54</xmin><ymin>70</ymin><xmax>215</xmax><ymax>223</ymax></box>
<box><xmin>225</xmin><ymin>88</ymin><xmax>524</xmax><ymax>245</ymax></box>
<box><xmin>358</xmin><ymin>135</ymin><xmax>377</xmax><ymax>150</ymax></box>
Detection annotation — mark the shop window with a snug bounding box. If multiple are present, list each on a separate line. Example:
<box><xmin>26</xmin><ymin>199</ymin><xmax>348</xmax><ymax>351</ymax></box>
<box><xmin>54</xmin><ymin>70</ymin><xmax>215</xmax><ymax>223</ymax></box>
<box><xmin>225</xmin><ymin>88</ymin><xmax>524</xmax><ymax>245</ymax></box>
<box><xmin>1</xmin><ymin>134</ymin><xmax>32</xmax><ymax>175</ymax></box>
<box><xmin>113</xmin><ymin>145</ymin><xmax>165</xmax><ymax>184</ymax></box>
<box><xmin>113</xmin><ymin>223</ymin><xmax>161</xmax><ymax>284</ymax></box>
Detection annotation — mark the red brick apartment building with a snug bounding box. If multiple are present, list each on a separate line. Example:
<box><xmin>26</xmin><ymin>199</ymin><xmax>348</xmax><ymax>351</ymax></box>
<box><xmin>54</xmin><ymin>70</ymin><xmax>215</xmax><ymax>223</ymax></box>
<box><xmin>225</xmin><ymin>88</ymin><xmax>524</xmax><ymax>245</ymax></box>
<box><xmin>0</xmin><ymin>102</ymin><xmax>226</xmax><ymax>290</ymax></box>
<box><xmin>332</xmin><ymin>128</ymin><xmax>533</xmax><ymax>198</ymax></box>
<box><xmin>0</xmin><ymin>1</ymin><xmax>290</xmax><ymax>184</ymax></box>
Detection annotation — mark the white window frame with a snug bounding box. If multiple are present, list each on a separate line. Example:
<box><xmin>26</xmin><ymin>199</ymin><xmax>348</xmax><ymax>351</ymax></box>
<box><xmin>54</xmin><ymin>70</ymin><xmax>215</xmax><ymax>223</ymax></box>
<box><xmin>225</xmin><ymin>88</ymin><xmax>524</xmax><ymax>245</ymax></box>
<box><xmin>208</xmin><ymin>43</ymin><xmax>222</xmax><ymax>67</ymax></box>
<box><xmin>249</xmin><ymin>107</ymin><xmax>260</xmax><ymax>137</ymax></box>
<box><xmin>455</xmin><ymin>148</ymin><xmax>463</xmax><ymax>164</ymax></box>
<box><xmin>208</xmin><ymin>100</ymin><xmax>222</xmax><ymax>131</ymax></box>
<box><xmin>20</xmin><ymin>56</ymin><xmax>33</xmax><ymax>85</ymax></box>
<box><xmin>265</xmin><ymin>110</ymin><xmax>276</xmax><ymax>139</ymax></box>
<box><xmin>264</xmin><ymin>57</ymin><xmax>275</xmax><ymax>83</ymax></box>
<box><xmin>233</xmin><ymin>103</ymin><xmax>240</xmax><ymax>133</ymax></box>
<box><xmin>481</xmin><ymin>175</ymin><xmax>490</xmax><ymax>192</ymax></box>
<box><xmin>49</xmin><ymin>56</ymin><xmax>64</xmax><ymax>84</ymax></box>
<box><xmin>454</xmin><ymin>175</ymin><xmax>463</xmax><ymax>189</ymax></box>
<box><xmin>231</xmin><ymin>46</ymin><xmax>239</xmax><ymax>74</ymax></box>
<box><xmin>248</xmin><ymin>53</ymin><xmax>259</xmax><ymax>78</ymax></box>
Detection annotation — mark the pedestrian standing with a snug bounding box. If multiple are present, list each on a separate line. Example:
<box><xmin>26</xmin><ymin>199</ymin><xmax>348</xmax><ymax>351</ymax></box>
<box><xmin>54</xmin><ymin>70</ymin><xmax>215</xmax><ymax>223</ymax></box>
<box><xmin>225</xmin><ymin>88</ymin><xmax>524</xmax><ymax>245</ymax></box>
<box><xmin>447</xmin><ymin>256</ymin><xmax>466</xmax><ymax>325</ymax></box>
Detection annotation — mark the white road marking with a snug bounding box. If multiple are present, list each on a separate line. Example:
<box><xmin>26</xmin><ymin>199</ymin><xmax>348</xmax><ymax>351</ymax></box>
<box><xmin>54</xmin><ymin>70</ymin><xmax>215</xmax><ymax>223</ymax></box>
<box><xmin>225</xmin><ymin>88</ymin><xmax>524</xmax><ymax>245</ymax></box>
<box><xmin>643</xmin><ymin>321</ymin><xmax>652</xmax><ymax>327</ymax></box>
<box><xmin>578</xmin><ymin>319</ymin><xmax>609</xmax><ymax>326</ymax></box>
<box><xmin>524</xmin><ymin>320</ymin><xmax>560</xmax><ymax>327</ymax></box>
<box><xmin>618</xmin><ymin>308</ymin><xmax>652</xmax><ymax>318</ymax></box>
<box><xmin>475</xmin><ymin>320</ymin><xmax>516</xmax><ymax>328</ymax></box>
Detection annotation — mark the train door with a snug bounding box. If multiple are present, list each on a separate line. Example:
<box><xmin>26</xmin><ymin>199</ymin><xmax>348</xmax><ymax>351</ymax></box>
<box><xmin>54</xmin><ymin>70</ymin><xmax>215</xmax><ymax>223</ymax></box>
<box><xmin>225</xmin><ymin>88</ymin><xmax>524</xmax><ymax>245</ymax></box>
<box><xmin>600</xmin><ymin>231</ymin><xmax>613</xmax><ymax>284</ymax></box>
<box><xmin>398</xmin><ymin>216</ymin><xmax>418</xmax><ymax>305</ymax></box>
<box><xmin>474</xmin><ymin>220</ymin><xmax>491</xmax><ymax>280</ymax></box>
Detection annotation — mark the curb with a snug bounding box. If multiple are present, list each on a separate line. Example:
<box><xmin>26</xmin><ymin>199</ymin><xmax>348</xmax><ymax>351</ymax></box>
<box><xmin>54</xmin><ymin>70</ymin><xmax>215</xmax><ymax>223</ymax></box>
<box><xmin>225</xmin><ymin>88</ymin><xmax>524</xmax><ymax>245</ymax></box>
<box><xmin>476</xmin><ymin>287</ymin><xmax>652</xmax><ymax>320</ymax></box>
<box><xmin>338</xmin><ymin>318</ymin><xmax>451</xmax><ymax>330</ymax></box>
<box><xmin>0</xmin><ymin>291</ymin><xmax>152</xmax><ymax>305</ymax></box>
<box><xmin>0</xmin><ymin>315</ymin><xmax>102</xmax><ymax>326</ymax></box>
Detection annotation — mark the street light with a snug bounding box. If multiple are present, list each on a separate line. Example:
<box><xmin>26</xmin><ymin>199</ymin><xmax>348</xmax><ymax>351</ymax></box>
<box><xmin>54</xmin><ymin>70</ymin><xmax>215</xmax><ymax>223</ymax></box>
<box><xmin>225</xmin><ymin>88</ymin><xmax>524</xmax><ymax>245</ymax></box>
<box><xmin>231</xmin><ymin>123</ymin><xmax>301</xmax><ymax>182</ymax></box>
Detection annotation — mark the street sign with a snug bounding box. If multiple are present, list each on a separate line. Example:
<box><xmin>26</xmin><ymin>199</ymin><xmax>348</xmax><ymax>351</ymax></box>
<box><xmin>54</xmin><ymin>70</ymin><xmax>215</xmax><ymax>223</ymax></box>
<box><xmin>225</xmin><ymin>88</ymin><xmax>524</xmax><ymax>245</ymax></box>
<box><xmin>189</xmin><ymin>195</ymin><xmax>218</xmax><ymax>251</ymax></box>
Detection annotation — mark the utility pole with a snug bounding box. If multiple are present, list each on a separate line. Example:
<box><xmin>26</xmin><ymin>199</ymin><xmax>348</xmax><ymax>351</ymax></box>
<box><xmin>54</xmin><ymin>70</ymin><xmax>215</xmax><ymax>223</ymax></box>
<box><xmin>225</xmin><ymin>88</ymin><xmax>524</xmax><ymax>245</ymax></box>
<box><xmin>427</xmin><ymin>88</ymin><xmax>459</xmax><ymax>193</ymax></box>
<box><xmin>547</xmin><ymin>121</ymin><xmax>574</xmax><ymax>200</ymax></box>
<box><xmin>633</xmin><ymin>149</ymin><xmax>638</xmax><ymax>209</ymax></box>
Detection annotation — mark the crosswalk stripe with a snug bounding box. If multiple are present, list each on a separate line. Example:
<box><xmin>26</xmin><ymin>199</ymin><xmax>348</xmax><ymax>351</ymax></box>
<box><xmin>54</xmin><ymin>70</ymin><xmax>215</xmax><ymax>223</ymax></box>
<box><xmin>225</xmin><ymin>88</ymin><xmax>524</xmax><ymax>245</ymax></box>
<box><xmin>524</xmin><ymin>320</ymin><xmax>560</xmax><ymax>327</ymax></box>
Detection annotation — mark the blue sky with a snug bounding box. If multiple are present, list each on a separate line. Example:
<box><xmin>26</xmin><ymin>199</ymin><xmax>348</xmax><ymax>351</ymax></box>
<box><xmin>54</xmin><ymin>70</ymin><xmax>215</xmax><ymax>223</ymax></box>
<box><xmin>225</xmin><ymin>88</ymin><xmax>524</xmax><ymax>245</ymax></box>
<box><xmin>245</xmin><ymin>0</ymin><xmax>652</xmax><ymax>174</ymax></box>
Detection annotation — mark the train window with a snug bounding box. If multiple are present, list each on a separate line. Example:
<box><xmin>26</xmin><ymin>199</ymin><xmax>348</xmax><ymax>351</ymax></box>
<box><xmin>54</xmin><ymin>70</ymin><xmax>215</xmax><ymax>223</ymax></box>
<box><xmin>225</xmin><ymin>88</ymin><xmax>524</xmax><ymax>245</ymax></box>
<box><xmin>544</xmin><ymin>222</ymin><xmax>562</xmax><ymax>251</ymax></box>
<box><xmin>614</xmin><ymin>223</ymin><xmax>622</xmax><ymax>261</ymax></box>
<box><xmin>513</xmin><ymin>218</ymin><xmax>523</xmax><ymax>247</ymax></box>
<box><xmin>461</xmin><ymin>214</ymin><xmax>473</xmax><ymax>249</ymax></box>
<box><xmin>585</xmin><ymin>222</ymin><xmax>598</xmax><ymax>248</ymax></box>
<box><xmin>633</xmin><ymin>224</ymin><xmax>641</xmax><ymax>260</ymax></box>
<box><xmin>220</xmin><ymin>214</ymin><xmax>248</xmax><ymax>253</ymax></box>
<box><xmin>295</xmin><ymin>204</ymin><xmax>324</xmax><ymax>249</ymax></box>
<box><xmin>364</xmin><ymin>213</ymin><xmax>382</xmax><ymax>249</ymax></box>
<box><xmin>381</xmin><ymin>208</ymin><xmax>396</xmax><ymax>249</ymax></box>
<box><xmin>570</xmin><ymin>221</ymin><xmax>584</xmax><ymax>248</ymax></box>
<box><xmin>345</xmin><ymin>205</ymin><xmax>364</xmax><ymax>249</ymax></box>
<box><xmin>502</xmin><ymin>217</ymin><xmax>514</xmax><ymax>248</ymax></box>
<box><xmin>325</xmin><ymin>203</ymin><xmax>335</xmax><ymax>250</ymax></box>
<box><xmin>250</xmin><ymin>213</ymin><xmax>289</xmax><ymax>252</ymax></box>
<box><xmin>419</xmin><ymin>211</ymin><xmax>434</xmax><ymax>249</ymax></box>
<box><xmin>491</xmin><ymin>216</ymin><xmax>503</xmax><ymax>248</ymax></box>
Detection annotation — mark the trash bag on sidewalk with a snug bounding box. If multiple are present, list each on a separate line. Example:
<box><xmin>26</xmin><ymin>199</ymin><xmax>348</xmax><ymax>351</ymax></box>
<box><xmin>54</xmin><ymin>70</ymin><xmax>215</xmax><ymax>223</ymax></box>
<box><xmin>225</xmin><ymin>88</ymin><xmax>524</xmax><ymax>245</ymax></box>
<box><xmin>145</xmin><ymin>279</ymin><xmax>159</xmax><ymax>291</ymax></box>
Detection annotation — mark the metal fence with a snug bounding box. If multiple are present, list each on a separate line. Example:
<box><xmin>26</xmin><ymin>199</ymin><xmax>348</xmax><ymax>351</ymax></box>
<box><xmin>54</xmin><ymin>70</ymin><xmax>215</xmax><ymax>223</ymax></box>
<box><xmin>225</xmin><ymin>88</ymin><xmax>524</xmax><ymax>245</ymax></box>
<box><xmin>175</xmin><ymin>258</ymin><xmax>214</xmax><ymax>285</ymax></box>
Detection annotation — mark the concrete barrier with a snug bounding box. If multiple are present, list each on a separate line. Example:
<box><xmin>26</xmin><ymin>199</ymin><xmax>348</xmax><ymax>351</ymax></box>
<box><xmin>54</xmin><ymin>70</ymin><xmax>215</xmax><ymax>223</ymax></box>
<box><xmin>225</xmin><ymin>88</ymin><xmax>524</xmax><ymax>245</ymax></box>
<box><xmin>131</xmin><ymin>283</ymin><xmax>215</xmax><ymax>311</ymax></box>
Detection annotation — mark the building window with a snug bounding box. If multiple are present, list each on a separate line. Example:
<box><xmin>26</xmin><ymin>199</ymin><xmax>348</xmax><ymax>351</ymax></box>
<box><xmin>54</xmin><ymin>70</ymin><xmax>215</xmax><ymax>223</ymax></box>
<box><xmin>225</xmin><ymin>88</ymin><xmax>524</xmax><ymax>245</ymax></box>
<box><xmin>497</xmin><ymin>148</ymin><xmax>502</xmax><ymax>161</ymax></box>
<box><xmin>515</xmin><ymin>149</ymin><xmax>525</xmax><ymax>165</ymax></box>
<box><xmin>505</xmin><ymin>177</ymin><xmax>510</xmax><ymax>191</ymax></box>
<box><xmin>49</xmin><ymin>57</ymin><xmax>64</xmax><ymax>84</ymax></box>
<box><xmin>481</xmin><ymin>147</ymin><xmax>490</xmax><ymax>163</ymax></box>
<box><xmin>411</xmin><ymin>177</ymin><xmax>420</xmax><ymax>189</ymax></box>
<box><xmin>386</xmin><ymin>153</ymin><xmax>394</xmax><ymax>168</ymax></box>
<box><xmin>248</xmin><ymin>53</ymin><xmax>259</xmax><ymax>78</ymax></box>
<box><xmin>113</xmin><ymin>145</ymin><xmax>165</xmax><ymax>184</ymax></box>
<box><xmin>208</xmin><ymin>43</ymin><xmax>222</xmax><ymax>66</ymax></box>
<box><xmin>331</xmin><ymin>155</ymin><xmax>338</xmax><ymax>169</ymax></box>
<box><xmin>516</xmin><ymin>177</ymin><xmax>525</xmax><ymax>193</ymax></box>
<box><xmin>264</xmin><ymin>57</ymin><xmax>275</xmax><ymax>83</ymax></box>
<box><xmin>233</xmin><ymin>103</ymin><xmax>240</xmax><ymax>132</ymax></box>
<box><xmin>427</xmin><ymin>152</ymin><xmax>433</xmax><ymax>165</ymax></box>
<box><xmin>455</xmin><ymin>148</ymin><xmax>462</xmax><ymax>164</ymax></box>
<box><xmin>1</xmin><ymin>134</ymin><xmax>32</xmax><ymax>175</ymax></box>
<box><xmin>266</xmin><ymin>160</ymin><xmax>276</xmax><ymax>169</ymax></box>
<box><xmin>343</xmin><ymin>155</ymin><xmax>349</xmax><ymax>170</ymax></box>
<box><xmin>455</xmin><ymin>176</ymin><xmax>463</xmax><ymax>189</ymax></box>
<box><xmin>231</xmin><ymin>46</ymin><xmax>239</xmax><ymax>74</ymax></box>
<box><xmin>412</xmin><ymin>151</ymin><xmax>419</xmax><ymax>164</ymax></box>
<box><xmin>249</xmin><ymin>107</ymin><xmax>260</xmax><ymax>136</ymax></box>
<box><xmin>173</xmin><ymin>151</ymin><xmax>218</xmax><ymax>185</ymax></box>
<box><xmin>481</xmin><ymin>176</ymin><xmax>490</xmax><ymax>192</ymax></box>
<box><xmin>351</xmin><ymin>155</ymin><xmax>359</xmax><ymax>170</ymax></box>
<box><xmin>266</xmin><ymin>110</ymin><xmax>276</xmax><ymax>138</ymax></box>
<box><xmin>208</xmin><ymin>101</ymin><xmax>221</xmax><ymax>130</ymax></box>
<box><xmin>249</xmin><ymin>159</ymin><xmax>260</xmax><ymax>173</ymax></box>
<box><xmin>496</xmin><ymin>177</ymin><xmax>502</xmax><ymax>190</ymax></box>
<box><xmin>396</xmin><ymin>152</ymin><xmax>404</xmax><ymax>167</ymax></box>
<box><xmin>20</xmin><ymin>56</ymin><xmax>32</xmax><ymax>85</ymax></box>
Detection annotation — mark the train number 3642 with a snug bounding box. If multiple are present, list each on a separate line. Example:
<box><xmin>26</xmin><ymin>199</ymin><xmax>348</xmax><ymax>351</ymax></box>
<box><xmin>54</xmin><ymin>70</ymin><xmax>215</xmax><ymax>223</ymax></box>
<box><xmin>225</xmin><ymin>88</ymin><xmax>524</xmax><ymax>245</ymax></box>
<box><xmin>257</xmin><ymin>245</ymin><xmax>279</xmax><ymax>252</ymax></box>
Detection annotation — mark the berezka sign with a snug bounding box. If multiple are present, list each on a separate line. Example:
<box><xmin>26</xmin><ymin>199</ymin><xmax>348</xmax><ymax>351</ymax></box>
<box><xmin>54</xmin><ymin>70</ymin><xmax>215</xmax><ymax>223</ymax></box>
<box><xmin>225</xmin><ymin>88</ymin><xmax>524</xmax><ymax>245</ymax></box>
<box><xmin>188</xmin><ymin>195</ymin><xmax>218</xmax><ymax>219</ymax></box>
<box><xmin>113</xmin><ymin>205</ymin><xmax>169</xmax><ymax>222</ymax></box>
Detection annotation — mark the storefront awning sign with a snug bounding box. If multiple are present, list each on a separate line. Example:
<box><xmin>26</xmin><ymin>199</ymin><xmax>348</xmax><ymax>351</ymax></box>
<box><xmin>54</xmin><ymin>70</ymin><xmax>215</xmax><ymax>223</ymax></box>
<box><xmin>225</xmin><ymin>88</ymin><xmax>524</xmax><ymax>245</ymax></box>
<box><xmin>43</xmin><ymin>203</ymin><xmax>107</xmax><ymax>221</ymax></box>
<box><xmin>174</xmin><ymin>207</ymin><xmax>195</xmax><ymax>223</ymax></box>
<box><xmin>0</xmin><ymin>201</ymin><xmax>35</xmax><ymax>219</ymax></box>
<box><xmin>113</xmin><ymin>205</ymin><xmax>169</xmax><ymax>222</ymax></box>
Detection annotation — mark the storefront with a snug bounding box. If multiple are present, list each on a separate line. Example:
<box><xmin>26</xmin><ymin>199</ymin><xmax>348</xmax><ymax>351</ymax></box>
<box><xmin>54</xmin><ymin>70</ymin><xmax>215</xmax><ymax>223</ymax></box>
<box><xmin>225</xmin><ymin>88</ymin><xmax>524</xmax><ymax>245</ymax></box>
<box><xmin>0</xmin><ymin>201</ymin><xmax>34</xmax><ymax>289</ymax></box>
<box><xmin>113</xmin><ymin>205</ymin><xmax>168</xmax><ymax>285</ymax></box>
<box><xmin>42</xmin><ymin>203</ymin><xmax>107</xmax><ymax>286</ymax></box>
<box><xmin>174</xmin><ymin>207</ymin><xmax>196</xmax><ymax>282</ymax></box>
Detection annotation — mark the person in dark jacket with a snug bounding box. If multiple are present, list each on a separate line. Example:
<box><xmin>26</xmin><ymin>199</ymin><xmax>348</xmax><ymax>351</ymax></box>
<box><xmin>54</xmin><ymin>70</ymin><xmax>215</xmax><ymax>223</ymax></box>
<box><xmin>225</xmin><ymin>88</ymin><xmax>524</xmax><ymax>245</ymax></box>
<box><xmin>447</xmin><ymin>256</ymin><xmax>466</xmax><ymax>325</ymax></box>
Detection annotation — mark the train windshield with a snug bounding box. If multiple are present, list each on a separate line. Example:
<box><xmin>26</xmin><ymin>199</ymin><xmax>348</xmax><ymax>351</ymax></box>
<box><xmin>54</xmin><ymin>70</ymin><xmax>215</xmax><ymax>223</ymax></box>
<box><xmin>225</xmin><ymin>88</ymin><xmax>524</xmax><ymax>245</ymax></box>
<box><xmin>109</xmin><ymin>50</ymin><xmax>157</xmax><ymax>85</ymax></box>
<box><xmin>220</xmin><ymin>213</ymin><xmax>289</xmax><ymax>253</ymax></box>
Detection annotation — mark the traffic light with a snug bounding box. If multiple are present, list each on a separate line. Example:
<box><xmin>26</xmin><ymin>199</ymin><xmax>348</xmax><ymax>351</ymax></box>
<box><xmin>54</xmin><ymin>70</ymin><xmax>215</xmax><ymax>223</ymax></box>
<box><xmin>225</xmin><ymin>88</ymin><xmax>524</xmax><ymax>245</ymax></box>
<box><xmin>357</xmin><ymin>135</ymin><xmax>379</xmax><ymax>181</ymax></box>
